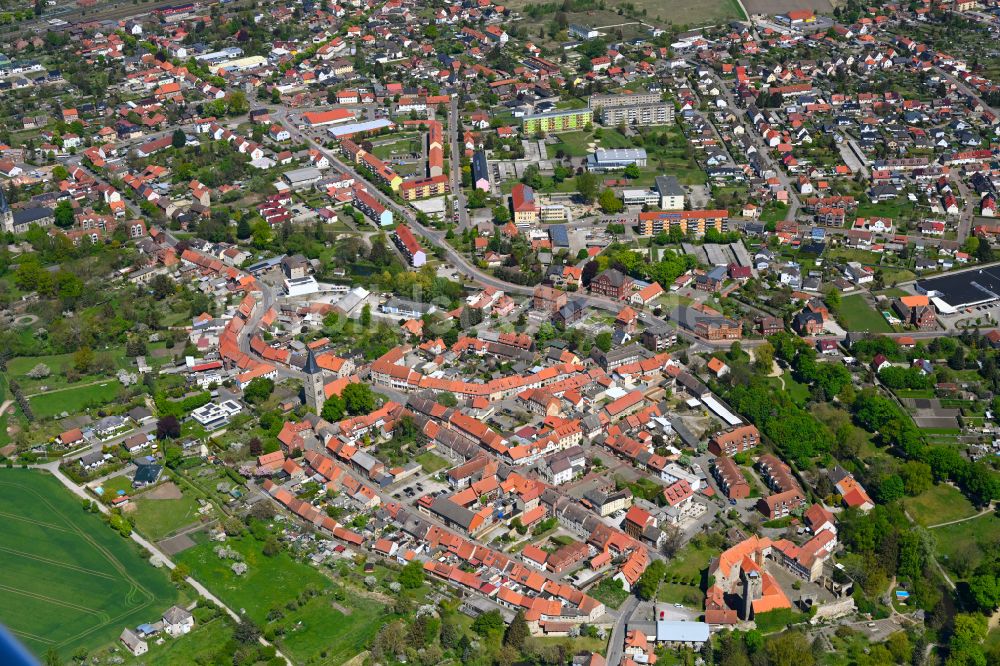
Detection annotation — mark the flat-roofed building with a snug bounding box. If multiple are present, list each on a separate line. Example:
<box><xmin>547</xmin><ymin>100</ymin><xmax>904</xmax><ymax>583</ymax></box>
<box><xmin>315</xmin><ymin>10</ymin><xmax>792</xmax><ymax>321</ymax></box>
<box><xmin>587</xmin><ymin>148</ymin><xmax>647</xmax><ymax>172</ymax></box>
<box><xmin>655</xmin><ymin>176</ymin><xmax>685</xmax><ymax>210</ymax></box>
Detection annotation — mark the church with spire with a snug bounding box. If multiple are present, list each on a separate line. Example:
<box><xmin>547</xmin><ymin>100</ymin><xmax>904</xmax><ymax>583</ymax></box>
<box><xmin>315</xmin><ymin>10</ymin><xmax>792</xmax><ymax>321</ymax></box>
<box><xmin>303</xmin><ymin>348</ymin><xmax>326</xmax><ymax>413</ymax></box>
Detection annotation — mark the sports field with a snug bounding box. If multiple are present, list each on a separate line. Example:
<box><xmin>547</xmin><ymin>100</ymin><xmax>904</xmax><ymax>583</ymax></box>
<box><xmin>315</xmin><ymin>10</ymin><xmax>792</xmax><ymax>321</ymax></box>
<box><xmin>0</xmin><ymin>469</ymin><xmax>177</xmax><ymax>659</ymax></box>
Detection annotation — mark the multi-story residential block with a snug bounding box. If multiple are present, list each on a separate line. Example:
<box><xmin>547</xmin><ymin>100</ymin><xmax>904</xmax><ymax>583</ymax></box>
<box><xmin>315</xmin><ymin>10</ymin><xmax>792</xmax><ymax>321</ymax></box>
<box><xmin>712</xmin><ymin>456</ymin><xmax>750</xmax><ymax>499</ymax></box>
<box><xmin>400</xmin><ymin>174</ymin><xmax>448</xmax><ymax>200</ymax></box>
<box><xmin>521</xmin><ymin>108</ymin><xmax>593</xmax><ymax>134</ymax></box>
<box><xmin>393</xmin><ymin>224</ymin><xmax>426</xmax><ymax>267</ymax></box>
<box><xmin>708</xmin><ymin>425</ymin><xmax>761</xmax><ymax>457</ymax></box>
<box><xmin>638</xmin><ymin>210</ymin><xmax>729</xmax><ymax>236</ymax></box>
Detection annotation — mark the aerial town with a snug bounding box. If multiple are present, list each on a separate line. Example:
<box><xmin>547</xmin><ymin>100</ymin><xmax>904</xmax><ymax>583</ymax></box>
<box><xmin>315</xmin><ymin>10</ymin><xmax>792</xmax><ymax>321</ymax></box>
<box><xmin>3</xmin><ymin>0</ymin><xmax>1000</xmax><ymax>665</ymax></box>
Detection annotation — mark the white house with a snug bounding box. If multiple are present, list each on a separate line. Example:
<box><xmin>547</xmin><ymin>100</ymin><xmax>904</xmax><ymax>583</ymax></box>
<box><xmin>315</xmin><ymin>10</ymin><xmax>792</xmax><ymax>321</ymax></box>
<box><xmin>162</xmin><ymin>606</ymin><xmax>195</xmax><ymax>636</ymax></box>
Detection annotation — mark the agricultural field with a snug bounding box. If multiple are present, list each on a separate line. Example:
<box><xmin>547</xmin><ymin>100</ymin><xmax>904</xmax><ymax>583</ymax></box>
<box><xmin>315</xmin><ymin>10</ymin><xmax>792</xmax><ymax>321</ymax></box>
<box><xmin>837</xmin><ymin>294</ymin><xmax>892</xmax><ymax>333</ymax></box>
<box><xmin>744</xmin><ymin>0</ymin><xmax>831</xmax><ymax>16</ymax></box>
<box><xmin>0</xmin><ymin>469</ymin><xmax>178</xmax><ymax>659</ymax></box>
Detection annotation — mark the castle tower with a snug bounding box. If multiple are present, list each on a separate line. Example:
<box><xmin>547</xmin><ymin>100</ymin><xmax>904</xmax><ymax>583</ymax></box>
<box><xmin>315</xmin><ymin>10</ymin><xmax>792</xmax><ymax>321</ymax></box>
<box><xmin>741</xmin><ymin>570</ymin><xmax>762</xmax><ymax>621</ymax></box>
<box><xmin>303</xmin><ymin>349</ymin><xmax>326</xmax><ymax>413</ymax></box>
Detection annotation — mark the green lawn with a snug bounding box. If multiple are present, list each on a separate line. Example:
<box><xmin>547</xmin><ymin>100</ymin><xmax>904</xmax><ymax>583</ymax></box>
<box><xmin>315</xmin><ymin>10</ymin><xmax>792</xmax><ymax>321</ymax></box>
<box><xmin>855</xmin><ymin>197</ymin><xmax>916</xmax><ymax>222</ymax></box>
<box><xmin>526</xmin><ymin>635</ymin><xmax>608</xmax><ymax>657</ymax></box>
<box><xmin>29</xmin><ymin>380</ymin><xmax>123</xmax><ymax>419</ymax></box>
<box><xmin>554</xmin><ymin>131</ymin><xmax>597</xmax><ymax>157</ymax></box>
<box><xmin>277</xmin><ymin>591</ymin><xmax>386</xmax><ymax>666</ymax></box>
<box><xmin>837</xmin><ymin>294</ymin><xmax>892</xmax><ymax>333</ymax></box>
<box><xmin>96</xmin><ymin>475</ymin><xmax>134</xmax><ymax>499</ymax></box>
<box><xmin>415</xmin><ymin>451</ymin><xmax>450</xmax><ymax>473</ymax></box>
<box><xmin>131</xmin><ymin>491</ymin><xmax>204</xmax><ymax>541</ymax></box>
<box><xmin>666</xmin><ymin>540</ymin><xmax>718</xmax><ymax>581</ymax></box>
<box><xmin>125</xmin><ymin>617</ymin><xmax>233</xmax><ymax>666</ymax></box>
<box><xmin>933</xmin><ymin>513</ymin><xmax>1000</xmax><ymax>580</ymax></box>
<box><xmin>175</xmin><ymin>532</ymin><xmax>387</xmax><ymax>664</ymax></box>
<box><xmin>590</xmin><ymin>577</ymin><xmax>629</xmax><ymax>609</ymax></box>
<box><xmin>8</xmin><ymin>347</ymin><xmax>129</xmax><ymax>392</ymax></box>
<box><xmin>175</xmin><ymin>535</ymin><xmax>331</xmax><ymax>623</ymax></box>
<box><xmin>0</xmin><ymin>469</ymin><xmax>178</xmax><ymax>660</ymax></box>
<box><xmin>904</xmin><ymin>484</ymin><xmax>977</xmax><ymax>527</ymax></box>
<box><xmin>764</xmin><ymin>374</ymin><xmax>810</xmax><ymax>406</ymax></box>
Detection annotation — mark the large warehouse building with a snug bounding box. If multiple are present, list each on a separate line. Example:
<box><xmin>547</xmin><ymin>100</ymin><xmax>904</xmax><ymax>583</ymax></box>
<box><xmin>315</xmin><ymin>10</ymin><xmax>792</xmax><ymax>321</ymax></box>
<box><xmin>915</xmin><ymin>265</ymin><xmax>1000</xmax><ymax>313</ymax></box>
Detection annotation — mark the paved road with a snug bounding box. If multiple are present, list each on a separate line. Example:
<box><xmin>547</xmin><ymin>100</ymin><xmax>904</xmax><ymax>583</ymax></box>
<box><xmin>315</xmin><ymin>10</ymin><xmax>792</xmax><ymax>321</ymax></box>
<box><xmin>605</xmin><ymin>595</ymin><xmax>640</xmax><ymax>666</ymax></box>
<box><xmin>34</xmin><ymin>463</ymin><xmax>293</xmax><ymax>664</ymax></box>
<box><xmin>711</xmin><ymin>71</ymin><xmax>801</xmax><ymax>221</ymax></box>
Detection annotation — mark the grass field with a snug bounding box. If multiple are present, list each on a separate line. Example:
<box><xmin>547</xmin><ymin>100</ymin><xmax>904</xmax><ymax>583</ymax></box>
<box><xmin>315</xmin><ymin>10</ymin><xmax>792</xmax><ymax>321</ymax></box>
<box><xmin>132</xmin><ymin>492</ymin><xmax>204</xmax><ymax>541</ymax></box>
<box><xmin>837</xmin><ymin>294</ymin><xmax>892</xmax><ymax>333</ymax></box>
<box><xmin>590</xmin><ymin>577</ymin><xmax>629</xmax><ymax>609</ymax></box>
<box><xmin>904</xmin><ymin>484</ymin><xmax>977</xmax><ymax>527</ymax></box>
<box><xmin>657</xmin><ymin>540</ymin><xmax>718</xmax><ymax>607</ymax></box>
<box><xmin>175</xmin><ymin>533</ymin><xmax>385</xmax><ymax>664</ymax></box>
<box><xmin>28</xmin><ymin>380</ymin><xmax>122</xmax><ymax>419</ymax></box>
<box><xmin>8</xmin><ymin>347</ymin><xmax>129</xmax><ymax>392</ymax></box>
<box><xmin>511</xmin><ymin>1</ymin><xmax>744</xmax><ymax>30</ymax></box>
<box><xmin>764</xmin><ymin>374</ymin><xmax>810</xmax><ymax>406</ymax></box>
<box><xmin>278</xmin><ymin>592</ymin><xmax>386</xmax><ymax>665</ymax></box>
<box><xmin>933</xmin><ymin>513</ymin><xmax>1000</xmax><ymax>580</ymax></box>
<box><xmin>125</xmin><ymin>617</ymin><xmax>232</xmax><ymax>666</ymax></box>
<box><xmin>0</xmin><ymin>469</ymin><xmax>178</xmax><ymax>659</ymax></box>
<box><xmin>415</xmin><ymin>451</ymin><xmax>450</xmax><ymax>473</ymax></box>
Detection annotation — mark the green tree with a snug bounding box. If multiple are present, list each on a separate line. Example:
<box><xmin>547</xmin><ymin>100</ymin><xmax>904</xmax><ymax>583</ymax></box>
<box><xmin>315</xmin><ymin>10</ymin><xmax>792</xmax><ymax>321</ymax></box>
<box><xmin>969</xmin><ymin>572</ymin><xmax>1000</xmax><ymax>612</ymax></box>
<box><xmin>321</xmin><ymin>394</ymin><xmax>346</xmax><ymax>422</ymax></box>
<box><xmin>765</xmin><ymin>631</ymin><xmax>814</xmax><ymax>666</ymax></box>
<box><xmin>262</xmin><ymin>536</ymin><xmax>281</xmax><ymax>557</ymax></box>
<box><xmin>342</xmin><ymin>383</ymin><xmax>375</xmax><ymax>415</ymax></box>
<box><xmin>234</xmin><ymin>618</ymin><xmax>261</xmax><ymax>645</ymax></box>
<box><xmin>54</xmin><ymin>199</ymin><xmax>75</xmax><ymax>228</ymax></box>
<box><xmin>243</xmin><ymin>377</ymin><xmax>275</xmax><ymax>404</ymax></box>
<box><xmin>493</xmin><ymin>205</ymin><xmax>511</xmax><ymax>224</ymax></box>
<box><xmin>595</xmin><ymin>331</ymin><xmax>613</xmax><ymax>352</ymax></box>
<box><xmin>171</xmin><ymin>128</ymin><xmax>186</xmax><ymax>149</ymax></box>
<box><xmin>399</xmin><ymin>560</ymin><xmax>425</xmax><ymax>589</ymax></box>
<box><xmin>236</xmin><ymin>217</ymin><xmax>252</xmax><ymax>239</ymax></box>
<box><xmin>623</xmin><ymin>163</ymin><xmax>641</xmax><ymax>179</ymax></box>
<box><xmin>599</xmin><ymin>188</ymin><xmax>623</xmax><ymax>214</ymax></box>
<box><xmin>504</xmin><ymin>610</ymin><xmax>529</xmax><ymax>650</ymax></box>
<box><xmin>73</xmin><ymin>346</ymin><xmax>95</xmax><ymax>373</ymax></box>
<box><xmin>471</xmin><ymin>610</ymin><xmax>505</xmax><ymax>636</ymax></box>
<box><xmin>170</xmin><ymin>563</ymin><xmax>190</xmax><ymax>583</ymax></box>
<box><xmin>361</xmin><ymin>303</ymin><xmax>372</xmax><ymax>328</ymax></box>
<box><xmin>436</xmin><ymin>392</ymin><xmax>457</xmax><ymax>407</ymax></box>
<box><xmin>576</xmin><ymin>172</ymin><xmax>598</xmax><ymax>203</ymax></box>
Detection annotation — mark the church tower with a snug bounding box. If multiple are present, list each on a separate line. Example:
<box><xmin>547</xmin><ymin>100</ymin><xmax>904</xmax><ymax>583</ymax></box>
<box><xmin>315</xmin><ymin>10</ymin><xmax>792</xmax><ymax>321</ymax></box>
<box><xmin>303</xmin><ymin>349</ymin><xmax>326</xmax><ymax>413</ymax></box>
<box><xmin>0</xmin><ymin>187</ymin><xmax>12</xmax><ymax>234</ymax></box>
